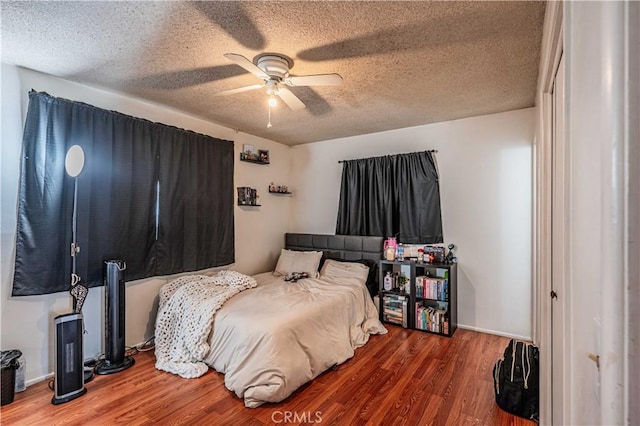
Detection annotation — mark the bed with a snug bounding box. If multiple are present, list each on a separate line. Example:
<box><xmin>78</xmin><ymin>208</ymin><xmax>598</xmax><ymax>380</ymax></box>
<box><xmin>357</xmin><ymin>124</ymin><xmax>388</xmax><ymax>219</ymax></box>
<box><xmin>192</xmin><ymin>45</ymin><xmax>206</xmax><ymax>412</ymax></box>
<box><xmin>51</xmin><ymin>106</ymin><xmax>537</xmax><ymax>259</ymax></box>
<box><xmin>155</xmin><ymin>233</ymin><xmax>388</xmax><ymax>408</ymax></box>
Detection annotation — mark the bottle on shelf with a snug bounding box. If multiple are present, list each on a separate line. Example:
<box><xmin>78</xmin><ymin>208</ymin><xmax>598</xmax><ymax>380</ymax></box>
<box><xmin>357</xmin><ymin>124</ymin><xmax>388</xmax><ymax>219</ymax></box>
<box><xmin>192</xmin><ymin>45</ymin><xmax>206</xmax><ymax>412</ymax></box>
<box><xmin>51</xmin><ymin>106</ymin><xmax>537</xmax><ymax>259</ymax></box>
<box><xmin>384</xmin><ymin>237</ymin><xmax>397</xmax><ymax>261</ymax></box>
<box><xmin>417</xmin><ymin>248</ymin><xmax>424</xmax><ymax>263</ymax></box>
<box><xmin>383</xmin><ymin>271</ymin><xmax>393</xmax><ymax>291</ymax></box>
<box><xmin>396</xmin><ymin>243</ymin><xmax>404</xmax><ymax>261</ymax></box>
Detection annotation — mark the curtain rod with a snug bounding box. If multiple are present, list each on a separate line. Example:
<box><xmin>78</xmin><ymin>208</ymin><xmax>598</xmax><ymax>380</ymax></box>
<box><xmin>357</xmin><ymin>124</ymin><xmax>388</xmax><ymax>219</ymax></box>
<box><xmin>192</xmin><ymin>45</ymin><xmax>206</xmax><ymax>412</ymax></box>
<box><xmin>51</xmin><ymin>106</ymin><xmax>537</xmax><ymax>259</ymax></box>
<box><xmin>338</xmin><ymin>150</ymin><xmax>438</xmax><ymax>164</ymax></box>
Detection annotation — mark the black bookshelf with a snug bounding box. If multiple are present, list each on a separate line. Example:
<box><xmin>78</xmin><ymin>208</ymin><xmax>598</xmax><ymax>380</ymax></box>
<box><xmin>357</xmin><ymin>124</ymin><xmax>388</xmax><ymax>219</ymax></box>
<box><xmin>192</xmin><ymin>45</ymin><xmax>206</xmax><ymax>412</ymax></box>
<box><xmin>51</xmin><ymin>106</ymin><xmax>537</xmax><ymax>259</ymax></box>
<box><xmin>378</xmin><ymin>260</ymin><xmax>457</xmax><ymax>337</ymax></box>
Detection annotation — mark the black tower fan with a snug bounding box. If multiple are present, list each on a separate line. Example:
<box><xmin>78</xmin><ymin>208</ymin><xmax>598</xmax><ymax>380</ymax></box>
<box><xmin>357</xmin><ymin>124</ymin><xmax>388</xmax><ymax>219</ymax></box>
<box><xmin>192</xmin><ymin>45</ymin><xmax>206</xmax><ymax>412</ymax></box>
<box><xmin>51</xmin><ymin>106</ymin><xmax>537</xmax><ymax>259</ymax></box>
<box><xmin>95</xmin><ymin>260</ymin><xmax>135</xmax><ymax>374</ymax></box>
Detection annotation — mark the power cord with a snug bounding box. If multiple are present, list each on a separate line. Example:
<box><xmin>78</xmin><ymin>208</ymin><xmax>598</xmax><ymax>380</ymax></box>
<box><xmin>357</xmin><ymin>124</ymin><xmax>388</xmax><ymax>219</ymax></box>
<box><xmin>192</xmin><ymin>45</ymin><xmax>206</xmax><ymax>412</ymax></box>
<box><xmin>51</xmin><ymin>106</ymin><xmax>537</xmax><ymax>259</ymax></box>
<box><xmin>137</xmin><ymin>336</ymin><xmax>155</xmax><ymax>352</ymax></box>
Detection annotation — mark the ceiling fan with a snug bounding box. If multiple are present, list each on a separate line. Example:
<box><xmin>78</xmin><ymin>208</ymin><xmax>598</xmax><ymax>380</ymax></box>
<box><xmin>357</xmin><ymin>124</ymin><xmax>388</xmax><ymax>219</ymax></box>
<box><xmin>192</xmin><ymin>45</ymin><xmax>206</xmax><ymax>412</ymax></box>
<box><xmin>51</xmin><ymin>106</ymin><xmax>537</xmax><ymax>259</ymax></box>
<box><xmin>217</xmin><ymin>53</ymin><xmax>343</xmax><ymax>114</ymax></box>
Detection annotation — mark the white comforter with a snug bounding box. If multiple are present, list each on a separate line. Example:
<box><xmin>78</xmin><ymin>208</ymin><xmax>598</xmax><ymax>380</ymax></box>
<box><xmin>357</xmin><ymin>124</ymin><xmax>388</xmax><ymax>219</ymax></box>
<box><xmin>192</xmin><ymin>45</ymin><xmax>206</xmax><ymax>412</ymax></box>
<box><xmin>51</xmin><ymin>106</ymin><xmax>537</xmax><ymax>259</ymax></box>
<box><xmin>203</xmin><ymin>272</ymin><xmax>387</xmax><ymax>408</ymax></box>
<box><xmin>154</xmin><ymin>271</ymin><xmax>258</xmax><ymax>378</ymax></box>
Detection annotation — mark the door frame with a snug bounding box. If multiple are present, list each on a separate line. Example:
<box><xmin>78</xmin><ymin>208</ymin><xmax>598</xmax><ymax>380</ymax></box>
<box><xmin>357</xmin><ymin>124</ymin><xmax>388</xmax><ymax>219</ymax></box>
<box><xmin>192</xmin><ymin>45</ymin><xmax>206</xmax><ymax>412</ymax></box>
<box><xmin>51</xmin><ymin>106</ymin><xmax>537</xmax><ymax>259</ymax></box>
<box><xmin>537</xmin><ymin>2</ymin><xmax>639</xmax><ymax>424</ymax></box>
<box><xmin>625</xmin><ymin>6</ymin><xmax>640</xmax><ymax>424</ymax></box>
<box><xmin>534</xmin><ymin>2</ymin><xmax>563</xmax><ymax>425</ymax></box>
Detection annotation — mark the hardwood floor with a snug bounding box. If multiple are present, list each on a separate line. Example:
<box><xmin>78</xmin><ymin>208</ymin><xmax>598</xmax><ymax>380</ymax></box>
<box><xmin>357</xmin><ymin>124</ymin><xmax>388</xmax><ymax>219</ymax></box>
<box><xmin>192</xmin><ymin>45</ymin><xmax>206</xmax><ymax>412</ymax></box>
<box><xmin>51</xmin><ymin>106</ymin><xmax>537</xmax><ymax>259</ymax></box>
<box><xmin>0</xmin><ymin>327</ymin><xmax>536</xmax><ymax>425</ymax></box>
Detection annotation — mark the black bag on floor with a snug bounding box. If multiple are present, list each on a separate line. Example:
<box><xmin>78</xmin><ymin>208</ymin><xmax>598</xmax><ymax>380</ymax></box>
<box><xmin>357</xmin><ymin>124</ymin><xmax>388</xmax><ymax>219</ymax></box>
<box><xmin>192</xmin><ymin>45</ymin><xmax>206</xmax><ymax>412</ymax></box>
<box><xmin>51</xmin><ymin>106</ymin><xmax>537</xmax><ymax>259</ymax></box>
<box><xmin>492</xmin><ymin>339</ymin><xmax>539</xmax><ymax>422</ymax></box>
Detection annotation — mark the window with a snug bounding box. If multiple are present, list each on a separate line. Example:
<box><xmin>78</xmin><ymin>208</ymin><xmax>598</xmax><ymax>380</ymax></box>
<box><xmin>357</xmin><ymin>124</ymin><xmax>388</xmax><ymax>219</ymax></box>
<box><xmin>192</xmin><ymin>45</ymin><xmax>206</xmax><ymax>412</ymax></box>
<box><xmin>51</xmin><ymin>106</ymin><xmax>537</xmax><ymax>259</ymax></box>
<box><xmin>336</xmin><ymin>151</ymin><xmax>443</xmax><ymax>243</ymax></box>
<box><xmin>12</xmin><ymin>91</ymin><xmax>234</xmax><ymax>296</ymax></box>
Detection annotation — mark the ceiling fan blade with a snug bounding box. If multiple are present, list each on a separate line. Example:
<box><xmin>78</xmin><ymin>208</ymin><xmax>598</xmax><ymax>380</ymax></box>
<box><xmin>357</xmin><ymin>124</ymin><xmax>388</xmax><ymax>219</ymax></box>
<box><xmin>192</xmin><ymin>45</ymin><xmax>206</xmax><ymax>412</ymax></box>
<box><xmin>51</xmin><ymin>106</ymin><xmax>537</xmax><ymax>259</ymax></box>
<box><xmin>128</xmin><ymin>65</ymin><xmax>247</xmax><ymax>89</ymax></box>
<box><xmin>284</xmin><ymin>87</ymin><xmax>333</xmax><ymax>116</ymax></box>
<box><xmin>277</xmin><ymin>87</ymin><xmax>306</xmax><ymax>110</ymax></box>
<box><xmin>192</xmin><ymin>2</ymin><xmax>266</xmax><ymax>50</ymax></box>
<box><xmin>296</xmin><ymin>4</ymin><xmax>533</xmax><ymax>63</ymax></box>
<box><xmin>214</xmin><ymin>84</ymin><xmax>264</xmax><ymax>96</ymax></box>
<box><xmin>285</xmin><ymin>74</ymin><xmax>343</xmax><ymax>87</ymax></box>
<box><xmin>223</xmin><ymin>53</ymin><xmax>269</xmax><ymax>79</ymax></box>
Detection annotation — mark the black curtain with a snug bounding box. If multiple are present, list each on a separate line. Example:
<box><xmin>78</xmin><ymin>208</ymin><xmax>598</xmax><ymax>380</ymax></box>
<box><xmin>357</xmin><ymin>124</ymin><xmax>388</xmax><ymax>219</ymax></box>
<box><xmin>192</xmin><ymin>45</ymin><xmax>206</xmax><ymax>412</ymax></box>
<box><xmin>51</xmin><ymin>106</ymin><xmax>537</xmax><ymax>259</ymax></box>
<box><xmin>79</xmin><ymin>104</ymin><xmax>159</xmax><ymax>286</ymax></box>
<box><xmin>156</xmin><ymin>127</ymin><xmax>234</xmax><ymax>275</ymax></box>
<box><xmin>336</xmin><ymin>151</ymin><xmax>443</xmax><ymax>244</ymax></box>
<box><xmin>12</xmin><ymin>91</ymin><xmax>234</xmax><ymax>296</ymax></box>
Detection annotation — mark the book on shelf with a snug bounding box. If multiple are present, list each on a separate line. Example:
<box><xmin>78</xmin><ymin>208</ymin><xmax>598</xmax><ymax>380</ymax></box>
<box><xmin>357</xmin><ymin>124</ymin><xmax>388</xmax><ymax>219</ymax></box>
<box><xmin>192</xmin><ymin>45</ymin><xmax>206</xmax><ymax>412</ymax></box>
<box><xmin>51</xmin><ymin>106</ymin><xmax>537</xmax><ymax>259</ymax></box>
<box><xmin>415</xmin><ymin>276</ymin><xmax>449</xmax><ymax>301</ymax></box>
<box><xmin>402</xmin><ymin>298</ymin><xmax>407</xmax><ymax>327</ymax></box>
<box><xmin>383</xmin><ymin>294</ymin><xmax>408</xmax><ymax>300</ymax></box>
<box><xmin>382</xmin><ymin>294</ymin><xmax>408</xmax><ymax>328</ymax></box>
<box><xmin>385</xmin><ymin>318</ymin><xmax>403</xmax><ymax>326</ymax></box>
<box><xmin>415</xmin><ymin>302</ymin><xmax>448</xmax><ymax>333</ymax></box>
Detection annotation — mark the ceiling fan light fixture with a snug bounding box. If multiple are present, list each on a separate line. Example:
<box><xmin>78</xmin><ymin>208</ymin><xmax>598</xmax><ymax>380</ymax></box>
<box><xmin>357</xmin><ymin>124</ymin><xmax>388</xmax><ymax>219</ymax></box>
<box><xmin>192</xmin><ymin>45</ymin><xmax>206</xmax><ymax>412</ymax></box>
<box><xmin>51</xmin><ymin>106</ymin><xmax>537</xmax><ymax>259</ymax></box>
<box><xmin>265</xmin><ymin>79</ymin><xmax>277</xmax><ymax>95</ymax></box>
<box><xmin>221</xmin><ymin>51</ymin><xmax>343</xmax><ymax>116</ymax></box>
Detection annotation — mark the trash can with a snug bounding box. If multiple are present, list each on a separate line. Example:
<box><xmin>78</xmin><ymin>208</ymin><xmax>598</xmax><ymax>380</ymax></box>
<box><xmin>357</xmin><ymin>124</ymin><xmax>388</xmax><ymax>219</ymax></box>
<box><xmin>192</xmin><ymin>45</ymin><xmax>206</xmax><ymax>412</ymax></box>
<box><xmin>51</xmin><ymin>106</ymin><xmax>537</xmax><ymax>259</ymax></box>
<box><xmin>15</xmin><ymin>355</ymin><xmax>26</xmax><ymax>393</ymax></box>
<box><xmin>1</xmin><ymin>350</ymin><xmax>22</xmax><ymax>406</ymax></box>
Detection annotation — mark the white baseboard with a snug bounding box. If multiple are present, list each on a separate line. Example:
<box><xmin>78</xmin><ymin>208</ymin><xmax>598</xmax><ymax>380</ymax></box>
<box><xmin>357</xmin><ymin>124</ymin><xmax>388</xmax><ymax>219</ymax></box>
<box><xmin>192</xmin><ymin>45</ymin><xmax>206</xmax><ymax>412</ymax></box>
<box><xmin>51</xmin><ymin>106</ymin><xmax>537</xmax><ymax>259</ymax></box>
<box><xmin>23</xmin><ymin>338</ymin><xmax>152</xmax><ymax>389</ymax></box>
<box><xmin>25</xmin><ymin>373</ymin><xmax>53</xmax><ymax>388</ymax></box>
<box><xmin>457</xmin><ymin>324</ymin><xmax>532</xmax><ymax>342</ymax></box>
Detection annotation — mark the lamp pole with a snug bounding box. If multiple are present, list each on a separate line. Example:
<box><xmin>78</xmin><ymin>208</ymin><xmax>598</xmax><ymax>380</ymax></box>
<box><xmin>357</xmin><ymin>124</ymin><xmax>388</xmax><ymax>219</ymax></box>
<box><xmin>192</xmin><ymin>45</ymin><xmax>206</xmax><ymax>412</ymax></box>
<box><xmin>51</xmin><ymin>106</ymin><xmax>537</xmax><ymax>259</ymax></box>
<box><xmin>71</xmin><ymin>173</ymin><xmax>79</xmax><ymax>311</ymax></box>
<box><xmin>65</xmin><ymin>145</ymin><xmax>86</xmax><ymax>313</ymax></box>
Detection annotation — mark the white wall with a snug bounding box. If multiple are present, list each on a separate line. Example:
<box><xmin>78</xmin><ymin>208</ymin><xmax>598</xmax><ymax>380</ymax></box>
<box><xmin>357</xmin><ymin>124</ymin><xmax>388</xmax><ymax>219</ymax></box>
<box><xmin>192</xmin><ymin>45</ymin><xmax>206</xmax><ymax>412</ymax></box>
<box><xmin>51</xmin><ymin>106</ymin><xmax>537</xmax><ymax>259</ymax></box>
<box><xmin>290</xmin><ymin>108</ymin><xmax>535</xmax><ymax>339</ymax></box>
<box><xmin>0</xmin><ymin>64</ymin><xmax>291</xmax><ymax>384</ymax></box>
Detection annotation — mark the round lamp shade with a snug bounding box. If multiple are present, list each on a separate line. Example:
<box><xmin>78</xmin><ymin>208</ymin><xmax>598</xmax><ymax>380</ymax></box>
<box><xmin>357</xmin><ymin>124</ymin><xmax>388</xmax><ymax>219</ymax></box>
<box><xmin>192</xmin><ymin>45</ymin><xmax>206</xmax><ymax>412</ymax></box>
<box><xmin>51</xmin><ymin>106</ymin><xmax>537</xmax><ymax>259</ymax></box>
<box><xmin>65</xmin><ymin>145</ymin><xmax>85</xmax><ymax>177</ymax></box>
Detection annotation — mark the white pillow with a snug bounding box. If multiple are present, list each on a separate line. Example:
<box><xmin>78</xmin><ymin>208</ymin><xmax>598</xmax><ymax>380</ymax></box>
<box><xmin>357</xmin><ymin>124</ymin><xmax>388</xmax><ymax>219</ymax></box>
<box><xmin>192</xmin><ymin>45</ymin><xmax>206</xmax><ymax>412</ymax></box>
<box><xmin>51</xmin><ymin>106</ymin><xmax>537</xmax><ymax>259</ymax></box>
<box><xmin>319</xmin><ymin>259</ymin><xmax>369</xmax><ymax>284</ymax></box>
<box><xmin>274</xmin><ymin>249</ymin><xmax>322</xmax><ymax>278</ymax></box>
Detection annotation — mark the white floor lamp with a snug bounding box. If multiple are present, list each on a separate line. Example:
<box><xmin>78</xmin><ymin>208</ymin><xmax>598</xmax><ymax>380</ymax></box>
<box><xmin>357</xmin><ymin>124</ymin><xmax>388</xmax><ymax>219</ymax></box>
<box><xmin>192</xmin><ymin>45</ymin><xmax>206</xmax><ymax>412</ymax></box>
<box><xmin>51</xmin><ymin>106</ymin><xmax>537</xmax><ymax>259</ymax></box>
<box><xmin>64</xmin><ymin>145</ymin><xmax>93</xmax><ymax>384</ymax></box>
<box><xmin>65</xmin><ymin>145</ymin><xmax>88</xmax><ymax>312</ymax></box>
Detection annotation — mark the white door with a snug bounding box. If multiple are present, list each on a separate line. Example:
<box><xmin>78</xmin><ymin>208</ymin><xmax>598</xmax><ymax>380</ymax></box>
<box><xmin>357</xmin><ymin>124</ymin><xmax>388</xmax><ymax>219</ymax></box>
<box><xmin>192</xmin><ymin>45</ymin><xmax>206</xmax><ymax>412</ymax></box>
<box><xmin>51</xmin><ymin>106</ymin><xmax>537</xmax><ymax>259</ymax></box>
<box><xmin>550</xmin><ymin>53</ymin><xmax>566</xmax><ymax>425</ymax></box>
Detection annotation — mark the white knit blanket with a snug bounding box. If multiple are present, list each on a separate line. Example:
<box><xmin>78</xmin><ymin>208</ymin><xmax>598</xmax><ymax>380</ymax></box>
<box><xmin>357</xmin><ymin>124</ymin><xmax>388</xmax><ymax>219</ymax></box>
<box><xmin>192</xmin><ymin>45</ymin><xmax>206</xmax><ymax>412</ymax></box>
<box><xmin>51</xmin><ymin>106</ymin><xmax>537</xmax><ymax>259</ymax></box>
<box><xmin>154</xmin><ymin>270</ymin><xmax>257</xmax><ymax>378</ymax></box>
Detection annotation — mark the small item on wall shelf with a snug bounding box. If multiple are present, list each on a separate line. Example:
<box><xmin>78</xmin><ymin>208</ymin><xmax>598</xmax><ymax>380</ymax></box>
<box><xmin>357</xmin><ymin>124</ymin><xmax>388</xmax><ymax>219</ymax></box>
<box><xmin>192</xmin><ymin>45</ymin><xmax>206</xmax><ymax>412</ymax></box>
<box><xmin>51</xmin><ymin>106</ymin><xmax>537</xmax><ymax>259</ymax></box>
<box><xmin>240</xmin><ymin>148</ymin><xmax>269</xmax><ymax>165</ymax></box>
<box><xmin>237</xmin><ymin>187</ymin><xmax>260</xmax><ymax>206</ymax></box>
<box><xmin>268</xmin><ymin>182</ymin><xmax>292</xmax><ymax>194</ymax></box>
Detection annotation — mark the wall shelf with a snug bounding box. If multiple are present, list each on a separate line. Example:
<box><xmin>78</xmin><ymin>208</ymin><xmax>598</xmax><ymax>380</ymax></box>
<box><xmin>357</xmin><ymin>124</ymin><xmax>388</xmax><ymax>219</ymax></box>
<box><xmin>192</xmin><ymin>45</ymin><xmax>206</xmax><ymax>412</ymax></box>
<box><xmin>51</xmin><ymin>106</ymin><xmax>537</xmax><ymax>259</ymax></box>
<box><xmin>237</xmin><ymin>186</ymin><xmax>259</xmax><ymax>206</ymax></box>
<box><xmin>240</xmin><ymin>149</ymin><xmax>269</xmax><ymax>165</ymax></box>
<box><xmin>268</xmin><ymin>183</ymin><xmax>291</xmax><ymax>195</ymax></box>
<box><xmin>240</xmin><ymin>157</ymin><xmax>269</xmax><ymax>165</ymax></box>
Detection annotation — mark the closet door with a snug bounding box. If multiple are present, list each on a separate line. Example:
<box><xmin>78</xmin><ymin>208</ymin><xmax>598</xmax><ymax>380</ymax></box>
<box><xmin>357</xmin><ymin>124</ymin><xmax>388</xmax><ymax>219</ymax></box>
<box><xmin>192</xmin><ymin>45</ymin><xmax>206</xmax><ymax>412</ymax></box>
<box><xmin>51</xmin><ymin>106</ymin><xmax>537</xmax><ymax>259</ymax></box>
<box><xmin>550</xmin><ymin>52</ymin><xmax>566</xmax><ymax>426</ymax></box>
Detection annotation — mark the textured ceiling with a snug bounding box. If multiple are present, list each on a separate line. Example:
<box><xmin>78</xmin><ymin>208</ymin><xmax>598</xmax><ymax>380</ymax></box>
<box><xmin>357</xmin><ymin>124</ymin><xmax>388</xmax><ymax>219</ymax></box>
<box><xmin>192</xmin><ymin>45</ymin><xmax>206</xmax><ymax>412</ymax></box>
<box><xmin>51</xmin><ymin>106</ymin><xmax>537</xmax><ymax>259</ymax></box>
<box><xmin>1</xmin><ymin>1</ymin><xmax>545</xmax><ymax>145</ymax></box>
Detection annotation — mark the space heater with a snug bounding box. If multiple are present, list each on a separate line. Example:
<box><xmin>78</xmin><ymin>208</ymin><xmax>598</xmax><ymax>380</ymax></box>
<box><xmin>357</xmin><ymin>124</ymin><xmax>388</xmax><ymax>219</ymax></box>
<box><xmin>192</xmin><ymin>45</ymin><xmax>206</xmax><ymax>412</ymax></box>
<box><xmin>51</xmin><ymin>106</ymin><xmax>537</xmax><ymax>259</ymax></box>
<box><xmin>52</xmin><ymin>313</ymin><xmax>86</xmax><ymax>404</ymax></box>
<box><xmin>95</xmin><ymin>260</ymin><xmax>134</xmax><ymax>375</ymax></box>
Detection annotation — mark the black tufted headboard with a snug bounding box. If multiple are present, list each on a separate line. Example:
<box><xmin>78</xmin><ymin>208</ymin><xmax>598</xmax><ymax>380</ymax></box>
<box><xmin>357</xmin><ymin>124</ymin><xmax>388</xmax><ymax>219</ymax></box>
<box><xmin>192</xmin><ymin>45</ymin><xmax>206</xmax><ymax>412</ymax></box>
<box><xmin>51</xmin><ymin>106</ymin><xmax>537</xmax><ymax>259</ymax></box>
<box><xmin>285</xmin><ymin>233</ymin><xmax>384</xmax><ymax>296</ymax></box>
<box><xmin>285</xmin><ymin>233</ymin><xmax>384</xmax><ymax>262</ymax></box>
